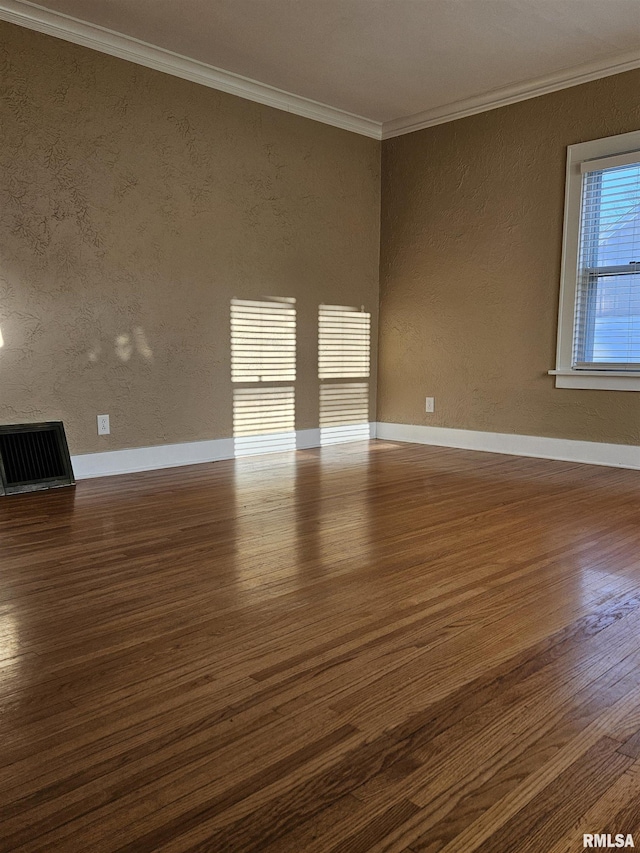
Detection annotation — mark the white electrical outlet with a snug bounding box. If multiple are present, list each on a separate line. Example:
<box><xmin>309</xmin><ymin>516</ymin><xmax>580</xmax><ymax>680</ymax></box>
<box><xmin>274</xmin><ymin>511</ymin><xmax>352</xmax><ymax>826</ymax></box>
<box><xmin>97</xmin><ymin>414</ymin><xmax>110</xmax><ymax>435</ymax></box>
<box><xmin>425</xmin><ymin>397</ymin><xmax>435</xmax><ymax>413</ymax></box>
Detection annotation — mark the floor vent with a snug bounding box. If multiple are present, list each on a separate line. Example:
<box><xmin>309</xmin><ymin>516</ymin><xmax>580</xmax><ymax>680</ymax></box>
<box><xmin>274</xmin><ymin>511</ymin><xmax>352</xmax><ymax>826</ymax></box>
<box><xmin>0</xmin><ymin>422</ymin><xmax>75</xmax><ymax>496</ymax></box>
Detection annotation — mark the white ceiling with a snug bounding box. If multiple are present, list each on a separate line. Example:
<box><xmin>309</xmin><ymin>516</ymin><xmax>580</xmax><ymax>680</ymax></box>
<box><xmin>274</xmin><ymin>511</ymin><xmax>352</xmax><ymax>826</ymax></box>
<box><xmin>2</xmin><ymin>0</ymin><xmax>640</xmax><ymax>137</ymax></box>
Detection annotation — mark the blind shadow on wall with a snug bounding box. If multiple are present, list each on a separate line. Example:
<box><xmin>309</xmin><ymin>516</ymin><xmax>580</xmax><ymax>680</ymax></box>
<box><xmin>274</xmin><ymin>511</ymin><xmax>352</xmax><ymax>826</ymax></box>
<box><xmin>231</xmin><ymin>297</ymin><xmax>296</xmax><ymax>456</ymax></box>
<box><xmin>319</xmin><ymin>305</ymin><xmax>371</xmax><ymax>445</ymax></box>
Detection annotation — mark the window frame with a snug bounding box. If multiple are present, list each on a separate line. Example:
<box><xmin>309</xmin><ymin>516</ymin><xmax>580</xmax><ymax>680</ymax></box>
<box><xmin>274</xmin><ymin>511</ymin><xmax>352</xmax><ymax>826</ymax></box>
<box><xmin>551</xmin><ymin>129</ymin><xmax>640</xmax><ymax>391</ymax></box>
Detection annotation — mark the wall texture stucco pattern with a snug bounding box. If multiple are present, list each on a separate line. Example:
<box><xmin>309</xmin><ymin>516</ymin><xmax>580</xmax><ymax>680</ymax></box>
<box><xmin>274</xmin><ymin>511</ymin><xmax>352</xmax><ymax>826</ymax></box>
<box><xmin>0</xmin><ymin>22</ymin><xmax>380</xmax><ymax>455</ymax></box>
<box><xmin>379</xmin><ymin>71</ymin><xmax>640</xmax><ymax>446</ymax></box>
<box><xmin>2</xmin><ymin>19</ymin><xmax>640</xmax><ymax>456</ymax></box>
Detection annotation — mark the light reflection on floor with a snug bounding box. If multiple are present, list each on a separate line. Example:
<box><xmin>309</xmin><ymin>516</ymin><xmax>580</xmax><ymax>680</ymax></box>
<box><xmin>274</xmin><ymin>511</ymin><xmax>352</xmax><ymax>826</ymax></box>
<box><xmin>581</xmin><ymin>566</ymin><xmax>638</xmax><ymax>605</ymax></box>
<box><xmin>230</xmin><ymin>445</ymin><xmax>375</xmax><ymax>604</ymax></box>
<box><xmin>232</xmin><ymin>454</ymin><xmax>299</xmax><ymax>599</ymax></box>
<box><xmin>0</xmin><ymin>609</ymin><xmax>21</xmax><ymax>692</ymax></box>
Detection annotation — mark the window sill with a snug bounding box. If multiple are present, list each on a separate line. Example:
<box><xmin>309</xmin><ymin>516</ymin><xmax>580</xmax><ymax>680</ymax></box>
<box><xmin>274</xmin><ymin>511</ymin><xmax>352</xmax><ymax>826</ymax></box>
<box><xmin>549</xmin><ymin>370</ymin><xmax>640</xmax><ymax>391</ymax></box>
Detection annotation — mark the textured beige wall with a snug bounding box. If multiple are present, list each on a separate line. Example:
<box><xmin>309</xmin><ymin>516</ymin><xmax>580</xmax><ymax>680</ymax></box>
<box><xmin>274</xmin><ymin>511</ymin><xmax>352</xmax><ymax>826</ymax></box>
<box><xmin>379</xmin><ymin>71</ymin><xmax>640</xmax><ymax>445</ymax></box>
<box><xmin>0</xmin><ymin>22</ymin><xmax>379</xmax><ymax>455</ymax></box>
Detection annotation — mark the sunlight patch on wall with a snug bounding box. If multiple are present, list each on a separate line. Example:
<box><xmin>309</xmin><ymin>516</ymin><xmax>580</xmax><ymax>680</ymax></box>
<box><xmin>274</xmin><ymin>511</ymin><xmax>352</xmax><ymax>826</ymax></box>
<box><xmin>233</xmin><ymin>386</ymin><xmax>296</xmax><ymax>456</ymax></box>
<box><xmin>319</xmin><ymin>304</ymin><xmax>371</xmax><ymax>446</ymax></box>
<box><xmin>105</xmin><ymin>328</ymin><xmax>153</xmax><ymax>363</ymax></box>
<box><xmin>115</xmin><ymin>333</ymin><xmax>133</xmax><ymax>362</ymax></box>
<box><xmin>230</xmin><ymin>297</ymin><xmax>297</xmax><ymax>457</ymax></box>
<box><xmin>133</xmin><ymin>327</ymin><xmax>153</xmax><ymax>361</ymax></box>
<box><xmin>0</xmin><ymin>327</ymin><xmax>4</xmax><ymax>348</ymax></box>
<box><xmin>320</xmin><ymin>383</ymin><xmax>370</xmax><ymax>444</ymax></box>
<box><xmin>318</xmin><ymin>304</ymin><xmax>370</xmax><ymax>379</ymax></box>
<box><xmin>231</xmin><ymin>298</ymin><xmax>296</xmax><ymax>382</ymax></box>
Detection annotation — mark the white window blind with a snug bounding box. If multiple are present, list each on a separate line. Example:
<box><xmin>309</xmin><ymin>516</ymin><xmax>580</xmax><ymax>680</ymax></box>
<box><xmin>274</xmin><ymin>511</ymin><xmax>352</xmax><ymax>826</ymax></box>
<box><xmin>318</xmin><ymin>305</ymin><xmax>371</xmax><ymax>379</ymax></box>
<box><xmin>231</xmin><ymin>298</ymin><xmax>296</xmax><ymax>382</ymax></box>
<box><xmin>573</xmin><ymin>156</ymin><xmax>640</xmax><ymax>369</ymax></box>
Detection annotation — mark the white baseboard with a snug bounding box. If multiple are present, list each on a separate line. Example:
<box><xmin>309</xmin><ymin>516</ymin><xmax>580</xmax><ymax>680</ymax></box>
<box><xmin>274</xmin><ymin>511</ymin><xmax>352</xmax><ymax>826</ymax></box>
<box><xmin>70</xmin><ymin>422</ymin><xmax>638</xmax><ymax>478</ymax></box>
<box><xmin>375</xmin><ymin>422</ymin><xmax>640</xmax><ymax>470</ymax></box>
<box><xmin>71</xmin><ymin>424</ymin><xmax>376</xmax><ymax>479</ymax></box>
<box><xmin>71</xmin><ymin>436</ymin><xmax>235</xmax><ymax>479</ymax></box>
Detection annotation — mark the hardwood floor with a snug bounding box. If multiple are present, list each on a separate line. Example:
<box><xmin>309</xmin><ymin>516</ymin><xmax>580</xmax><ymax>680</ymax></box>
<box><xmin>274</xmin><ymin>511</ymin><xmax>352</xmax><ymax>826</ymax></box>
<box><xmin>1</xmin><ymin>439</ymin><xmax>640</xmax><ymax>851</ymax></box>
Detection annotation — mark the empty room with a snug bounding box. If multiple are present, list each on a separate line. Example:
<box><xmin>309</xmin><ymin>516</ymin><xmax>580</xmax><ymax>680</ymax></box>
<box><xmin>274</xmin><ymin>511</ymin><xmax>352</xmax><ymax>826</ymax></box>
<box><xmin>2</xmin><ymin>1</ymin><xmax>640</xmax><ymax>850</ymax></box>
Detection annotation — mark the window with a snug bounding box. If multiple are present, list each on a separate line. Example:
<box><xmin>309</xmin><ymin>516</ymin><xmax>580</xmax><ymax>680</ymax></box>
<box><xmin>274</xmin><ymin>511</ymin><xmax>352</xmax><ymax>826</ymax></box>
<box><xmin>552</xmin><ymin>129</ymin><xmax>640</xmax><ymax>390</ymax></box>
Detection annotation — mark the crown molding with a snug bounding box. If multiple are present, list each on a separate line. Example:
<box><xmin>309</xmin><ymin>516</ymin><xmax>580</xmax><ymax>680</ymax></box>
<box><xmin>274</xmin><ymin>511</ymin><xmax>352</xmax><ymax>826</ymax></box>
<box><xmin>382</xmin><ymin>48</ymin><xmax>640</xmax><ymax>139</ymax></box>
<box><xmin>3</xmin><ymin>1</ymin><xmax>639</xmax><ymax>143</ymax></box>
<box><xmin>0</xmin><ymin>0</ymin><xmax>383</xmax><ymax>139</ymax></box>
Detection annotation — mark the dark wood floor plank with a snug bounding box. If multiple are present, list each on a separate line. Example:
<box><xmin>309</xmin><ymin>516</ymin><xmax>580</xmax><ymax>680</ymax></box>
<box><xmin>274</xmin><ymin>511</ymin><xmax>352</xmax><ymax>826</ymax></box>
<box><xmin>476</xmin><ymin>737</ymin><xmax>633</xmax><ymax>853</ymax></box>
<box><xmin>1</xmin><ymin>714</ymin><xmax>355</xmax><ymax>852</ymax></box>
<box><xmin>259</xmin><ymin>793</ymin><xmax>369</xmax><ymax>853</ymax></box>
<box><xmin>545</xmin><ymin>757</ymin><xmax>640</xmax><ymax>853</ymax></box>
<box><xmin>617</xmin><ymin>728</ymin><xmax>640</xmax><ymax>759</ymax></box>
<box><xmin>103</xmin><ymin>731</ymin><xmax>406</xmax><ymax>853</ymax></box>
<box><xmin>433</xmin><ymin>682</ymin><xmax>640</xmax><ymax>853</ymax></box>
<box><xmin>327</xmin><ymin>799</ymin><xmax>421</xmax><ymax>853</ymax></box>
<box><xmin>333</xmin><ymin>640</ymin><xmax>640</xmax><ymax>849</ymax></box>
<box><xmin>404</xmin><ymin>655</ymin><xmax>640</xmax><ymax>851</ymax></box>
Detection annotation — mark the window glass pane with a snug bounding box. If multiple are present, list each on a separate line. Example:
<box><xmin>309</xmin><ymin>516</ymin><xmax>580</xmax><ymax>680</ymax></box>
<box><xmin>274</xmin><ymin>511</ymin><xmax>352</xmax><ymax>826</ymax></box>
<box><xmin>591</xmin><ymin>273</ymin><xmax>640</xmax><ymax>364</ymax></box>
<box><xmin>593</xmin><ymin>164</ymin><xmax>640</xmax><ymax>268</ymax></box>
<box><xmin>575</xmin><ymin>159</ymin><xmax>640</xmax><ymax>365</ymax></box>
